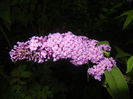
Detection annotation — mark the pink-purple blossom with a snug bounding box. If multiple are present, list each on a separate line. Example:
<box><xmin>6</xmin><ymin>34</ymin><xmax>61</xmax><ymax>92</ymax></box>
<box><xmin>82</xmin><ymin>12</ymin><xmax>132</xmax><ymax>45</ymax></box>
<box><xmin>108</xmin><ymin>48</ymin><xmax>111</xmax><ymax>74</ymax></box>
<box><xmin>88</xmin><ymin>57</ymin><xmax>116</xmax><ymax>81</ymax></box>
<box><xmin>98</xmin><ymin>44</ymin><xmax>111</xmax><ymax>52</ymax></box>
<box><xmin>9</xmin><ymin>31</ymin><xmax>116</xmax><ymax>81</ymax></box>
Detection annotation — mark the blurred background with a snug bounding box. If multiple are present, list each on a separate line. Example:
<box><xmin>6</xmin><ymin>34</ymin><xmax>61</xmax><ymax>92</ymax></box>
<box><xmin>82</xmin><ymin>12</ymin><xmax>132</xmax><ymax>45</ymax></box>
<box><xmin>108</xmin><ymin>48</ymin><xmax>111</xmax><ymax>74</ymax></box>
<box><xmin>0</xmin><ymin>0</ymin><xmax>133</xmax><ymax>99</ymax></box>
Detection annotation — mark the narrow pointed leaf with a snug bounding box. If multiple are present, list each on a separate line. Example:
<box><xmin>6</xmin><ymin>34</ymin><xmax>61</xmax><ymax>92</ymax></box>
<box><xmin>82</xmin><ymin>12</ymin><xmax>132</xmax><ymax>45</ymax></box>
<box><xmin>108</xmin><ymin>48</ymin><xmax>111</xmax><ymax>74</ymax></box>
<box><xmin>104</xmin><ymin>67</ymin><xmax>129</xmax><ymax>99</ymax></box>
<box><xmin>97</xmin><ymin>41</ymin><xmax>110</xmax><ymax>45</ymax></box>
<box><xmin>114</xmin><ymin>46</ymin><xmax>131</xmax><ymax>58</ymax></box>
<box><xmin>120</xmin><ymin>10</ymin><xmax>133</xmax><ymax>29</ymax></box>
<box><xmin>126</xmin><ymin>56</ymin><xmax>133</xmax><ymax>73</ymax></box>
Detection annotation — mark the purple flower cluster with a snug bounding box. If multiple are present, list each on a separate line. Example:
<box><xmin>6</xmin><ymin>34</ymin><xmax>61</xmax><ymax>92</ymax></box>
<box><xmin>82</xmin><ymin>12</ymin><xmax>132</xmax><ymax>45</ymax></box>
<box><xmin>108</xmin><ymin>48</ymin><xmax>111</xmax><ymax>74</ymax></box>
<box><xmin>9</xmin><ymin>31</ymin><xmax>116</xmax><ymax>81</ymax></box>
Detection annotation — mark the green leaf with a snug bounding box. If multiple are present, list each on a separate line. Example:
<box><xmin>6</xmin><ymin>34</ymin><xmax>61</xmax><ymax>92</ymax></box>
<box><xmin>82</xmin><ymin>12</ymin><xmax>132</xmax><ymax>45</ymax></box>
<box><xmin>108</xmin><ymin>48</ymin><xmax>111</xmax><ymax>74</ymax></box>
<box><xmin>12</xmin><ymin>85</ymin><xmax>22</xmax><ymax>92</ymax></box>
<box><xmin>114</xmin><ymin>46</ymin><xmax>131</xmax><ymax>59</ymax></box>
<box><xmin>120</xmin><ymin>10</ymin><xmax>133</xmax><ymax>29</ymax></box>
<box><xmin>25</xmin><ymin>96</ymin><xmax>32</xmax><ymax>99</ymax></box>
<box><xmin>97</xmin><ymin>41</ymin><xmax>110</xmax><ymax>45</ymax></box>
<box><xmin>10</xmin><ymin>79</ymin><xmax>20</xmax><ymax>84</ymax></box>
<box><xmin>126</xmin><ymin>56</ymin><xmax>133</xmax><ymax>73</ymax></box>
<box><xmin>21</xmin><ymin>71</ymin><xmax>32</xmax><ymax>78</ymax></box>
<box><xmin>102</xmin><ymin>50</ymin><xmax>110</xmax><ymax>57</ymax></box>
<box><xmin>104</xmin><ymin>67</ymin><xmax>130</xmax><ymax>99</ymax></box>
<box><xmin>0</xmin><ymin>0</ymin><xmax>11</xmax><ymax>23</ymax></box>
<box><xmin>112</xmin><ymin>3</ymin><xmax>123</xmax><ymax>9</ymax></box>
<box><xmin>97</xmin><ymin>41</ymin><xmax>110</xmax><ymax>57</ymax></box>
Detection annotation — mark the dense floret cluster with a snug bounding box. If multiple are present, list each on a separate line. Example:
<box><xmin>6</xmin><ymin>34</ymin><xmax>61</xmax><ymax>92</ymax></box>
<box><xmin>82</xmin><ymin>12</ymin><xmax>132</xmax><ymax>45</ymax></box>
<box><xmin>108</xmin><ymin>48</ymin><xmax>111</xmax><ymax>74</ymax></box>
<box><xmin>9</xmin><ymin>31</ymin><xmax>116</xmax><ymax>81</ymax></box>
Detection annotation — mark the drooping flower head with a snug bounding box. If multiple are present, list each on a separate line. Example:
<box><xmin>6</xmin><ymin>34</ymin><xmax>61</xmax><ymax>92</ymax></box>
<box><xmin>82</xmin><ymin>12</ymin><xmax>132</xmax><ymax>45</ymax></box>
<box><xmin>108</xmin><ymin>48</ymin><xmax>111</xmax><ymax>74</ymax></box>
<box><xmin>9</xmin><ymin>31</ymin><xmax>116</xmax><ymax>81</ymax></box>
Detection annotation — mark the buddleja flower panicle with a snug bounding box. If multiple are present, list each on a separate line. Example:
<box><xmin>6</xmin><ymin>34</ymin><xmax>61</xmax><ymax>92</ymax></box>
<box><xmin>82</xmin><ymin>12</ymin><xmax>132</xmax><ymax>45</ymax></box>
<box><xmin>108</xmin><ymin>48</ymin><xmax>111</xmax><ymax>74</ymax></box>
<box><xmin>9</xmin><ymin>31</ymin><xmax>116</xmax><ymax>81</ymax></box>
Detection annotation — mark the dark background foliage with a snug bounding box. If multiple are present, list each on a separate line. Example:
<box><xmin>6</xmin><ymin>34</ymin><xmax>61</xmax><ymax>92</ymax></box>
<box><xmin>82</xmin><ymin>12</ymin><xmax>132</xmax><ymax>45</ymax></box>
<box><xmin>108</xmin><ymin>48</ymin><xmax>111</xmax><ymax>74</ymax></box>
<box><xmin>0</xmin><ymin>0</ymin><xmax>133</xmax><ymax>99</ymax></box>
